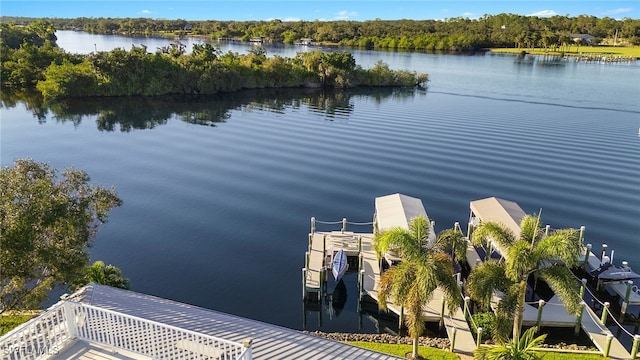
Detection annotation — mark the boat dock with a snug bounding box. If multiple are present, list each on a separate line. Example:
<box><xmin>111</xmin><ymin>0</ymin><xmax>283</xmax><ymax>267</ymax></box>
<box><xmin>303</xmin><ymin>193</ymin><xmax>477</xmax><ymax>356</ymax></box>
<box><xmin>466</xmin><ymin>196</ymin><xmax>635</xmax><ymax>359</ymax></box>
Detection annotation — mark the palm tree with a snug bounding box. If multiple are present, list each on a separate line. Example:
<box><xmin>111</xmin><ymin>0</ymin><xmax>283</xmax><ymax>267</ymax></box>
<box><xmin>375</xmin><ymin>215</ymin><xmax>462</xmax><ymax>359</ymax></box>
<box><xmin>467</xmin><ymin>214</ymin><xmax>582</xmax><ymax>341</ymax></box>
<box><xmin>72</xmin><ymin>260</ymin><xmax>130</xmax><ymax>290</ymax></box>
<box><xmin>474</xmin><ymin>326</ymin><xmax>546</xmax><ymax>360</ymax></box>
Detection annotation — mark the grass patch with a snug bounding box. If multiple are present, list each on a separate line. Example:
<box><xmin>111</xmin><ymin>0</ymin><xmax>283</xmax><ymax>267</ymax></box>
<box><xmin>0</xmin><ymin>315</ymin><xmax>33</xmax><ymax>336</ymax></box>
<box><xmin>490</xmin><ymin>46</ymin><xmax>640</xmax><ymax>58</ymax></box>
<box><xmin>347</xmin><ymin>341</ymin><xmax>459</xmax><ymax>359</ymax></box>
<box><xmin>348</xmin><ymin>341</ymin><xmax>610</xmax><ymax>359</ymax></box>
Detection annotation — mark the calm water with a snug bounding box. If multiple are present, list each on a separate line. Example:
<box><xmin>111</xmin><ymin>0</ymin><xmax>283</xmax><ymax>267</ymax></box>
<box><xmin>2</xmin><ymin>31</ymin><xmax>639</xmax><ymax>334</ymax></box>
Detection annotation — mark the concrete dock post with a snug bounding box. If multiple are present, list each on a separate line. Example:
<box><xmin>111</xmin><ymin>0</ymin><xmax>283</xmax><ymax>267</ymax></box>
<box><xmin>311</xmin><ymin>217</ymin><xmax>315</xmax><ymax>234</ymax></box>
<box><xmin>545</xmin><ymin>224</ymin><xmax>550</xmax><ymax>236</ymax></box>
<box><xmin>579</xmin><ymin>225</ymin><xmax>585</xmax><ymax>243</ymax></box>
<box><xmin>583</xmin><ymin>243</ymin><xmax>592</xmax><ymax>268</ymax></box>
<box><xmin>601</xmin><ymin>243</ymin><xmax>608</xmax><ymax>260</ymax></box>
<box><xmin>342</xmin><ymin>218</ymin><xmax>347</xmax><ymax>233</ymax></box>
<box><xmin>601</xmin><ymin>302</ymin><xmax>610</xmax><ymax>324</ymax></box>
<box><xmin>463</xmin><ymin>296</ymin><xmax>471</xmax><ymax>318</ymax></box>
<box><xmin>357</xmin><ymin>267</ymin><xmax>362</xmax><ymax>295</ymax></box>
<box><xmin>454</xmin><ymin>221</ymin><xmax>460</xmax><ymax>233</ymax></box>
<box><xmin>439</xmin><ymin>295</ymin><xmax>446</xmax><ymax>329</ymax></box>
<box><xmin>604</xmin><ymin>334</ymin><xmax>613</xmax><ymax>357</ymax></box>
<box><xmin>579</xmin><ymin>278</ymin><xmax>587</xmax><ymax>299</ymax></box>
<box><xmin>476</xmin><ymin>327</ymin><xmax>483</xmax><ymax>348</ymax></box>
<box><xmin>302</xmin><ymin>268</ymin><xmax>307</xmax><ymax>300</ymax></box>
<box><xmin>536</xmin><ymin>299</ymin><xmax>545</xmax><ymax>331</ymax></box>
<box><xmin>575</xmin><ymin>302</ymin><xmax>585</xmax><ymax>337</ymax></box>
<box><xmin>631</xmin><ymin>334</ymin><xmax>640</xmax><ymax>359</ymax></box>
<box><xmin>620</xmin><ymin>280</ymin><xmax>633</xmax><ymax>321</ymax></box>
<box><xmin>449</xmin><ymin>327</ymin><xmax>457</xmax><ymax>352</ymax></box>
<box><xmin>467</xmin><ymin>222</ymin><xmax>474</xmax><ymax>239</ymax></box>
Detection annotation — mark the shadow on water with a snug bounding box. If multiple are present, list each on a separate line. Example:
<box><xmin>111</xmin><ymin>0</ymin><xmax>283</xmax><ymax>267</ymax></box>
<box><xmin>1</xmin><ymin>87</ymin><xmax>424</xmax><ymax>131</ymax></box>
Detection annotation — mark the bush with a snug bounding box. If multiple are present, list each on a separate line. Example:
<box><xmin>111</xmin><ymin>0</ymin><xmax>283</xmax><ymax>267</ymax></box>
<box><xmin>471</xmin><ymin>311</ymin><xmax>495</xmax><ymax>342</ymax></box>
<box><xmin>0</xmin><ymin>315</ymin><xmax>33</xmax><ymax>336</ymax></box>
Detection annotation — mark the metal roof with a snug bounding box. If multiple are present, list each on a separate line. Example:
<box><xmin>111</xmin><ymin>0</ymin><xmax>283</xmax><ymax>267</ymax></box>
<box><xmin>375</xmin><ymin>193</ymin><xmax>428</xmax><ymax>230</ymax></box>
<box><xmin>469</xmin><ymin>196</ymin><xmax>526</xmax><ymax>237</ymax></box>
<box><xmin>71</xmin><ymin>284</ymin><xmax>401</xmax><ymax>360</ymax></box>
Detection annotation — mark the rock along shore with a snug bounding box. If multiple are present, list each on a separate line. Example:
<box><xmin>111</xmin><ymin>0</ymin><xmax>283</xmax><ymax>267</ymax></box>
<box><xmin>303</xmin><ymin>331</ymin><xmax>596</xmax><ymax>352</ymax></box>
<box><xmin>303</xmin><ymin>331</ymin><xmax>450</xmax><ymax>349</ymax></box>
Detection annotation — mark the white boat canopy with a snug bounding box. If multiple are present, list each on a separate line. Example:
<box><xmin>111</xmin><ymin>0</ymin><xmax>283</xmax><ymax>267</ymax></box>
<box><xmin>375</xmin><ymin>193</ymin><xmax>435</xmax><ymax>241</ymax></box>
<box><xmin>469</xmin><ymin>197</ymin><xmax>526</xmax><ymax>237</ymax></box>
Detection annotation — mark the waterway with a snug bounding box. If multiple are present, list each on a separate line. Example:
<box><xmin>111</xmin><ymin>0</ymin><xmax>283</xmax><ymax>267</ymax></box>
<box><xmin>1</xmin><ymin>31</ymin><xmax>639</xmax><ymax>335</ymax></box>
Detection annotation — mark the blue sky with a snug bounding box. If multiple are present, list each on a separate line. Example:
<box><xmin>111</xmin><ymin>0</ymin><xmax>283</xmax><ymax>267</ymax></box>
<box><xmin>1</xmin><ymin>1</ymin><xmax>638</xmax><ymax>21</ymax></box>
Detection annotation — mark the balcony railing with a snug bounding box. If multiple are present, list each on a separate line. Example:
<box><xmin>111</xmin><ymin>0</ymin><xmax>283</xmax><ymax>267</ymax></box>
<box><xmin>1</xmin><ymin>301</ymin><xmax>252</xmax><ymax>360</ymax></box>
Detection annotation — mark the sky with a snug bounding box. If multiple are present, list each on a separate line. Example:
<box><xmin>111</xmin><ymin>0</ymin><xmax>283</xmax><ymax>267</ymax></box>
<box><xmin>1</xmin><ymin>1</ymin><xmax>638</xmax><ymax>21</ymax></box>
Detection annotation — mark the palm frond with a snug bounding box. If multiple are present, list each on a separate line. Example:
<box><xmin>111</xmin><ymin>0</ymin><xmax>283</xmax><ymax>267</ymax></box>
<box><xmin>471</xmin><ymin>221</ymin><xmax>515</xmax><ymax>255</ymax></box>
<box><xmin>539</xmin><ymin>265</ymin><xmax>582</xmax><ymax>314</ymax></box>
<box><xmin>435</xmin><ymin>228</ymin><xmax>467</xmax><ymax>262</ymax></box>
<box><xmin>535</xmin><ymin>228</ymin><xmax>581</xmax><ymax>268</ymax></box>
<box><xmin>505</xmin><ymin>240</ymin><xmax>534</xmax><ymax>282</ymax></box>
<box><xmin>520</xmin><ymin>214</ymin><xmax>543</xmax><ymax>245</ymax></box>
<box><xmin>467</xmin><ymin>261</ymin><xmax>511</xmax><ymax>309</ymax></box>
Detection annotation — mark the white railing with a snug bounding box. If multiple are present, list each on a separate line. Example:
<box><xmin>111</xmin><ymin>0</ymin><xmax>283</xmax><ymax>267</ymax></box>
<box><xmin>1</xmin><ymin>304</ymin><xmax>71</xmax><ymax>359</ymax></box>
<box><xmin>1</xmin><ymin>301</ymin><xmax>252</xmax><ymax>360</ymax></box>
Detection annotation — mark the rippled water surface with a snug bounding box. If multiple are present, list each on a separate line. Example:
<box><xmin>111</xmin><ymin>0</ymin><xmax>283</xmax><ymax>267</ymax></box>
<box><xmin>1</xmin><ymin>31</ymin><xmax>639</xmax><ymax>333</ymax></box>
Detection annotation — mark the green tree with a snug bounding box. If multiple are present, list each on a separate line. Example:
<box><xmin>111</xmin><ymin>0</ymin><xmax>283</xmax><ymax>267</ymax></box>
<box><xmin>0</xmin><ymin>159</ymin><xmax>122</xmax><ymax>311</ymax></box>
<box><xmin>466</xmin><ymin>215</ymin><xmax>582</xmax><ymax>341</ymax></box>
<box><xmin>375</xmin><ymin>216</ymin><xmax>462</xmax><ymax>359</ymax></box>
<box><xmin>474</xmin><ymin>326</ymin><xmax>546</xmax><ymax>360</ymax></box>
<box><xmin>73</xmin><ymin>260</ymin><xmax>130</xmax><ymax>290</ymax></box>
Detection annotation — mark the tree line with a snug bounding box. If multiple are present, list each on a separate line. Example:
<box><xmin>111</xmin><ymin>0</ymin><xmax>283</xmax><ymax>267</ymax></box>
<box><xmin>3</xmin><ymin>13</ymin><xmax>640</xmax><ymax>50</ymax></box>
<box><xmin>0</xmin><ymin>20</ymin><xmax>428</xmax><ymax>99</ymax></box>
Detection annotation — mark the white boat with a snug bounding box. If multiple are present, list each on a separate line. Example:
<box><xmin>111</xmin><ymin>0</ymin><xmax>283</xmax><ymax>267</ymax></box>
<box><xmin>332</xmin><ymin>249</ymin><xmax>348</xmax><ymax>281</ymax></box>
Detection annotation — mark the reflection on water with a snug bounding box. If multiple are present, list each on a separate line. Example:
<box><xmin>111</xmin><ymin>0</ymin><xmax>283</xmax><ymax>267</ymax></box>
<box><xmin>2</xmin><ymin>87</ymin><xmax>423</xmax><ymax>131</ymax></box>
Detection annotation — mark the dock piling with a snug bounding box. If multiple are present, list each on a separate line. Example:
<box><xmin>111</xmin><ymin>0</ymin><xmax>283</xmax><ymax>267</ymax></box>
<box><xmin>536</xmin><ymin>299</ymin><xmax>545</xmax><ymax>331</ymax></box>
<box><xmin>476</xmin><ymin>327</ymin><xmax>483</xmax><ymax>348</ymax></box>
<box><xmin>604</xmin><ymin>334</ymin><xmax>613</xmax><ymax>357</ymax></box>
<box><xmin>631</xmin><ymin>334</ymin><xmax>640</xmax><ymax>359</ymax></box>
<box><xmin>583</xmin><ymin>243</ymin><xmax>592</xmax><ymax>268</ymax></box>
<box><xmin>620</xmin><ymin>280</ymin><xmax>633</xmax><ymax>321</ymax></box>
<box><xmin>311</xmin><ymin>217</ymin><xmax>315</xmax><ymax>234</ymax></box>
<box><xmin>302</xmin><ymin>268</ymin><xmax>307</xmax><ymax>300</ymax></box>
<box><xmin>575</xmin><ymin>301</ymin><xmax>585</xmax><ymax>337</ymax></box>
<box><xmin>439</xmin><ymin>295</ymin><xmax>446</xmax><ymax>329</ymax></box>
<box><xmin>601</xmin><ymin>302</ymin><xmax>610</xmax><ymax>324</ymax></box>
<box><xmin>342</xmin><ymin>218</ymin><xmax>347</xmax><ymax>233</ymax></box>
<box><xmin>449</xmin><ymin>327</ymin><xmax>457</xmax><ymax>352</ymax></box>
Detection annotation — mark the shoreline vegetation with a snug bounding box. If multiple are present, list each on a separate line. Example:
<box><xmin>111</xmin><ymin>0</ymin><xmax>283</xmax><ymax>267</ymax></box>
<box><xmin>1</xmin><ymin>21</ymin><xmax>428</xmax><ymax>100</ymax></box>
<box><xmin>3</xmin><ymin>13</ymin><xmax>640</xmax><ymax>51</ymax></box>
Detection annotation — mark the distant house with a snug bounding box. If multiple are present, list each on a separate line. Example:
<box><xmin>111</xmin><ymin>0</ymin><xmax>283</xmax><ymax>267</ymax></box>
<box><xmin>249</xmin><ymin>36</ymin><xmax>264</xmax><ymax>43</ymax></box>
<box><xmin>183</xmin><ymin>23</ymin><xmax>192</xmax><ymax>31</ymax></box>
<box><xmin>296</xmin><ymin>38</ymin><xmax>314</xmax><ymax>46</ymax></box>
<box><xmin>570</xmin><ymin>34</ymin><xmax>595</xmax><ymax>44</ymax></box>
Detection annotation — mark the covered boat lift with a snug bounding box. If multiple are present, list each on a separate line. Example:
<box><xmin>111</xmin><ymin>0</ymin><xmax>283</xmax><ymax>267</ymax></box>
<box><xmin>375</xmin><ymin>193</ymin><xmax>435</xmax><ymax>239</ymax></box>
<box><xmin>469</xmin><ymin>196</ymin><xmax>526</xmax><ymax>237</ymax></box>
